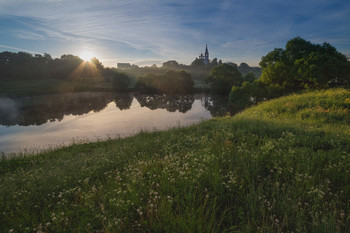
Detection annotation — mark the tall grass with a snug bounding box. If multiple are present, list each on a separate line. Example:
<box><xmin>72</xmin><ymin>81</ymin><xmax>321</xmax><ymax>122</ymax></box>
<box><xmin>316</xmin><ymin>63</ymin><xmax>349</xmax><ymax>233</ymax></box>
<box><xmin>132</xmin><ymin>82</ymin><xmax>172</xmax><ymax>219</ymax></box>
<box><xmin>0</xmin><ymin>88</ymin><xmax>349</xmax><ymax>232</ymax></box>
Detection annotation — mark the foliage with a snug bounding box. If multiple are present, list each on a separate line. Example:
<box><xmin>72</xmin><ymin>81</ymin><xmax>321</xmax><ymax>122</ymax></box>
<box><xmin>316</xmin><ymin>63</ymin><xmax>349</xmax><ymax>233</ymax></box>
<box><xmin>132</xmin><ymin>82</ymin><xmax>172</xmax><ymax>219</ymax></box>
<box><xmin>112</xmin><ymin>72</ymin><xmax>130</xmax><ymax>90</ymax></box>
<box><xmin>0</xmin><ymin>52</ymin><xmax>53</xmax><ymax>80</ymax></box>
<box><xmin>0</xmin><ymin>89</ymin><xmax>349</xmax><ymax>232</ymax></box>
<box><xmin>229</xmin><ymin>80</ymin><xmax>286</xmax><ymax>108</ymax></box>
<box><xmin>206</xmin><ymin>64</ymin><xmax>243</xmax><ymax>94</ymax></box>
<box><xmin>243</xmin><ymin>72</ymin><xmax>256</xmax><ymax>83</ymax></box>
<box><xmin>191</xmin><ymin>58</ymin><xmax>205</xmax><ymax>68</ymax></box>
<box><xmin>135</xmin><ymin>70</ymin><xmax>194</xmax><ymax>94</ymax></box>
<box><xmin>162</xmin><ymin>60</ymin><xmax>180</xmax><ymax>69</ymax></box>
<box><xmin>0</xmin><ymin>51</ymin><xmax>111</xmax><ymax>83</ymax></box>
<box><xmin>260</xmin><ymin>37</ymin><xmax>350</xmax><ymax>90</ymax></box>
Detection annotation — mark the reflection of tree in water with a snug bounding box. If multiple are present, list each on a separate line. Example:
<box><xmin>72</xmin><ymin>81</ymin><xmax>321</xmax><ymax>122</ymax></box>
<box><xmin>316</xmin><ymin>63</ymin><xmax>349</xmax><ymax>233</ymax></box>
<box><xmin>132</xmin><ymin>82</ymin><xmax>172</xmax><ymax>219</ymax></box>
<box><xmin>135</xmin><ymin>94</ymin><xmax>194</xmax><ymax>113</ymax></box>
<box><xmin>113</xmin><ymin>93</ymin><xmax>134</xmax><ymax>110</ymax></box>
<box><xmin>202</xmin><ymin>94</ymin><xmax>242</xmax><ymax>117</ymax></box>
<box><xmin>0</xmin><ymin>92</ymin><xmax>241</xmax><ymax>127</ymax></box>
<box><xmin>0</xmin><ymin>92</ymin><xmax>115</xmax><ymax>126</ymax></box>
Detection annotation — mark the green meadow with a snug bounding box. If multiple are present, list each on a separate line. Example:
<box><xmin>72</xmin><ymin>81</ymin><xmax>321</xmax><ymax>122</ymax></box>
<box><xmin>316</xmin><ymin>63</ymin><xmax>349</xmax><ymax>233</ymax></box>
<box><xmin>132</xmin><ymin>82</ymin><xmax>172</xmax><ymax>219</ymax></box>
<box><xmin>1</xmin><ymin>88</ymin><xmax>349</xmax><ymax>232</ymax></box>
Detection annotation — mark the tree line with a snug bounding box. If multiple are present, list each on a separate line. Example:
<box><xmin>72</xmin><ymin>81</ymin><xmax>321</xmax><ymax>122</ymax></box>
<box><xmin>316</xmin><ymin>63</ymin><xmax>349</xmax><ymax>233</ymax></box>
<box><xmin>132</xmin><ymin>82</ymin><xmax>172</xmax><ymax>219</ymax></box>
<box><xmin>135</xmin><ymin>70</ymin><xmax>194</xmax><ymax>94</ymax></box>
<box><xmin>204</xmin><ymin>37</ymin><xmax>350</xmax><ymax>108</ymax></box>
<box><xmin>0</xmin><ymin>52</ymin><xmax>116</xmax><ymax>81</ymax></box>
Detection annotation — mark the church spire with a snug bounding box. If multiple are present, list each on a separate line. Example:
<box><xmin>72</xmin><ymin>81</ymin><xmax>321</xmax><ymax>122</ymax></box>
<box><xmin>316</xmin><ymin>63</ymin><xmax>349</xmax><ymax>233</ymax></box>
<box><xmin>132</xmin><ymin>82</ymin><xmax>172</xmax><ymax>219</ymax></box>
<box><xmin>198</xmin><ymin>43</ymin><xmax>210</xmax><ymax>65</ymax></box>
<box><xmin>204</xmin><ymin>43</ymin><xmax>209</xmax><ymax>64</ymax></box>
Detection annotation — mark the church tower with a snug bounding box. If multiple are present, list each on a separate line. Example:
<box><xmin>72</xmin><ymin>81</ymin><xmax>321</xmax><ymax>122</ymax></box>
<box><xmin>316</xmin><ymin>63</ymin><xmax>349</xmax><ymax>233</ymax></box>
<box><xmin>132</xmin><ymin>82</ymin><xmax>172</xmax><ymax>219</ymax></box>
<box><xmin>198</xmin><ymin>44</ymin><xmax>210</xmax><ymax>65</ymax></box>
<box><xmin>204</xmin><ymin>43</ymin><xmax>209</xmax><ymax>65</ymax></box>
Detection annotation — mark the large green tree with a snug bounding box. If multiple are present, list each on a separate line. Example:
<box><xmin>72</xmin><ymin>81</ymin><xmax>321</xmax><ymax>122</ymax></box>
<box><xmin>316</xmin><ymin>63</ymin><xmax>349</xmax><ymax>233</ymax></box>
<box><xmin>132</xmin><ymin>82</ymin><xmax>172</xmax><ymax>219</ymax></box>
<box><xmin>206</xmin><ymin>64</ymin><xmax>243</xmax><ymax>94</ymax></box>
<box><xmin>259</xmin><ymin>37</ymin><xmax>350</xmax><ymax>90</ymax></box>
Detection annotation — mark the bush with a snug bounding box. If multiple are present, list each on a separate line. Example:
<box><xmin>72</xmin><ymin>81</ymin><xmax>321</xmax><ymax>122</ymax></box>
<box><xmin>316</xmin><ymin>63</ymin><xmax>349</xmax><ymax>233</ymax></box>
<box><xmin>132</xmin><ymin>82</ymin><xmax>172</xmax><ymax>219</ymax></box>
<box><xmin>229</xmin><ymin>80</ymin><xmax>287</xmax><ymax>108</ymax></box>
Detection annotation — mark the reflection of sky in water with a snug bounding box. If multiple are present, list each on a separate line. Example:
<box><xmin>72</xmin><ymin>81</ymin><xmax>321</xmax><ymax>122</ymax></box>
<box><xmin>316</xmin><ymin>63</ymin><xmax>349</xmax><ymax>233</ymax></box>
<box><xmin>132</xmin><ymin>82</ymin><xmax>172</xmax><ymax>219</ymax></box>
<box><xmin>0</xmin><ymin>98</ymin><xmax>212</xmax><ymax>154</ymax></box>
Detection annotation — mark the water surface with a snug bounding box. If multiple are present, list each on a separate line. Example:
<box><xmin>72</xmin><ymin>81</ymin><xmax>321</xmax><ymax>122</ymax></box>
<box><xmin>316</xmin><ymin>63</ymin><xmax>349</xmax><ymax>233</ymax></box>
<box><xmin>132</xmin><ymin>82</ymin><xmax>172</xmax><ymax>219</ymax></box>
<box><xmin>0</xmin><ymin>92</ymin><xmax>231</xmax><ymax>154</ymax></box>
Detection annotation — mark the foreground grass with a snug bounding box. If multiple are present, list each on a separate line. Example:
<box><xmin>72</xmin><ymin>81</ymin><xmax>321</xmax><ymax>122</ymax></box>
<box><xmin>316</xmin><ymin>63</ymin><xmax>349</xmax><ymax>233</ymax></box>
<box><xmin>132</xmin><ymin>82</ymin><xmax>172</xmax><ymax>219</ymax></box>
<box><xmin>0</xmin><ymin>88</ymin><xmax>349</xmax><ymax>232</ymax></box>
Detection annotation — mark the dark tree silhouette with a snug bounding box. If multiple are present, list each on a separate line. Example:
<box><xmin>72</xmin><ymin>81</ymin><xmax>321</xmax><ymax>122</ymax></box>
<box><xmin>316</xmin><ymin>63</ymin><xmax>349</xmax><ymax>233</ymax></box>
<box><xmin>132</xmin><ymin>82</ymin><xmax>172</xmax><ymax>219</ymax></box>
<box><xmin>135</xmin><ymin>70</ymin><xmax>194</xmax><ymax>94</ymax></box>
<box><xmin>206</xmin><ymin>64</ymin><xmax>243</xmax><ymax>94</ymax></box>
<box><xmin>112</xmin><ymin>72</ymin><xmax>130</xmax><ymax>91</ymax></box>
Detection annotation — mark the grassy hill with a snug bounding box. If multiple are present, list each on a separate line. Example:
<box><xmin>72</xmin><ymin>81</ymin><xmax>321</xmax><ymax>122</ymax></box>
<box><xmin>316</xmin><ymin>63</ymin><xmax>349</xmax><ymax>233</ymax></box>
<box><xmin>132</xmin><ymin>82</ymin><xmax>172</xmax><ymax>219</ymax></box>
<box><xmin>1</xmin><ymin>88</ymin><xmax>349</xmax><ymax>232</ymax></box>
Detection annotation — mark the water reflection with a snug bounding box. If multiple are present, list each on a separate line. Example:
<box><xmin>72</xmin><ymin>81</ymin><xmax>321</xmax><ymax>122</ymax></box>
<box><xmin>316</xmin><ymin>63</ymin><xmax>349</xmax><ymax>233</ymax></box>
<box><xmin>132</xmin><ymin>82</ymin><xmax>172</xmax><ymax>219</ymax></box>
<box><xmin>0</xmin><ymin>92</ymin><xmax>115</xmax><ymax>126</ymax></box>
<box><xmin>113</xmin><ymin>93</ymin><xmax>133</xmax><ymax>110</ymax></box>
<box><xmin>0</xmin><ymin>93</ymin><xmax>234</xmax><ymax>126</ymax></box>
<box><xmin>135</xmin><ymin>94</ymin><xmax>194</xmax><ymax>113</ymax></box>
<box><xmin>0</xmin><ymin>92</ymin><xmax>236</xmax><ymax>153</ymax></box>
<box><xmin>203</xmin><ymin>94</ymin><xmax>242</xmax><ymax>117</ymax></box>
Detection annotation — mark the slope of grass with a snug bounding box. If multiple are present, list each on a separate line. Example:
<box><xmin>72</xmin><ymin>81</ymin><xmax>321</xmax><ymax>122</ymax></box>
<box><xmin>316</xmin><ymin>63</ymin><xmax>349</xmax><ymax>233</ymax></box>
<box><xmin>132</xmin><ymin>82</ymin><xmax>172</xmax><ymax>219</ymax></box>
<box><xmin>0</xmin><ymin>88</ymin><xmax>349</xmax><ymax>232</ymax></box>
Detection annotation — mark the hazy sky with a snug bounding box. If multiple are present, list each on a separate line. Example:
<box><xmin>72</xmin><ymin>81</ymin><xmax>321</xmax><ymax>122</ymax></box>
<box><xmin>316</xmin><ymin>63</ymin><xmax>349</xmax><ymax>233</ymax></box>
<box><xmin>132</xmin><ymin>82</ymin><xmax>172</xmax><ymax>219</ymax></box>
<box><xmin>0</xmin><ymin>0</ymin><xmax>349</xmax><ymax>67</ymax></box>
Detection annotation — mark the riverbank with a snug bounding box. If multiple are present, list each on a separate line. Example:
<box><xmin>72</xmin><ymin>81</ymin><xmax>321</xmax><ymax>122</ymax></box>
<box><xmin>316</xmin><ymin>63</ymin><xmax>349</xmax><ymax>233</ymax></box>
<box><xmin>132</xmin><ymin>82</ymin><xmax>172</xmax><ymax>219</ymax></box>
<box><xmin>1</xmin><ymin>88</ymin><xmax>349</xmax><ymax>232</ymax></box>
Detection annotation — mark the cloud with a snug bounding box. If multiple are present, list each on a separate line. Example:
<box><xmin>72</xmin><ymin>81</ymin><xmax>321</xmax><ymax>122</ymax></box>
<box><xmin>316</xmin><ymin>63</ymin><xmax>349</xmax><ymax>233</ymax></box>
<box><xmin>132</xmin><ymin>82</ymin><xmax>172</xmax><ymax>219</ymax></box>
<box><xmin>0</xmin><ymin>0</ymin><xmax>349</xmax><ymax>66</ymax></box>
<box><xmin>0</xmin><ymin>44</ymin><xmax>40</xmax><ymax>54</ymax></box>
<box><xmin>13</xmin><ymin>30</ymin><xmax>46</xmax><ymax>40</ymax></box>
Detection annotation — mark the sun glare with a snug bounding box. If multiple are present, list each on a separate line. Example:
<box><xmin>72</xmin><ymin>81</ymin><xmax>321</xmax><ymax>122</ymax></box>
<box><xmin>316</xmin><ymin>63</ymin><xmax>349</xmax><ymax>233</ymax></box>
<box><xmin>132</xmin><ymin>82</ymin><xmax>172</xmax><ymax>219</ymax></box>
<box><xmin>80</xmin><ymin>51</ymin><xmax>95</xmax><ymax>61</ymax></box>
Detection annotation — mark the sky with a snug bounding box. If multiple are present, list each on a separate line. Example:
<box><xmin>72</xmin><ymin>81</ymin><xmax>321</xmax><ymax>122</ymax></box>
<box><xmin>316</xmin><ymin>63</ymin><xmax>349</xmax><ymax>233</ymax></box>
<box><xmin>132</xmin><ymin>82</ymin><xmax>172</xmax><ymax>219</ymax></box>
<box><xmin>0</xmin><ymin>0</ymin><xmax>349</xmax><ymax>67</ymax></box>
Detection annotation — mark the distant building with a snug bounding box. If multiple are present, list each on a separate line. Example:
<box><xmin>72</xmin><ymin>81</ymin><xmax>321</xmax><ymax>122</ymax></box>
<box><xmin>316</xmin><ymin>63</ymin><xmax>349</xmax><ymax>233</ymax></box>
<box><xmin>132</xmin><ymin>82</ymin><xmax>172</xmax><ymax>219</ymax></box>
<box><xmin>117</xmin><ymin>63</ymin><xmax>131</xmax><ymax>69</ymax></box>
<box><xmin>199</xmin><ymin>44</ymin><xmax>209</xmax><ymax>65</ymax></box>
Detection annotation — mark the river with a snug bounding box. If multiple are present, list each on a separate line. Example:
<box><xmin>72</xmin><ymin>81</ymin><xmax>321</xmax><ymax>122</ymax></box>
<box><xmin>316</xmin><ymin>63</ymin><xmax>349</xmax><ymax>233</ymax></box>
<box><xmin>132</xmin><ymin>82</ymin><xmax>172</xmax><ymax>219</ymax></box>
<box><xmin>0</xmin><ymin>92</ymin><xmax>232</xmax><ymax>154</ymax></box>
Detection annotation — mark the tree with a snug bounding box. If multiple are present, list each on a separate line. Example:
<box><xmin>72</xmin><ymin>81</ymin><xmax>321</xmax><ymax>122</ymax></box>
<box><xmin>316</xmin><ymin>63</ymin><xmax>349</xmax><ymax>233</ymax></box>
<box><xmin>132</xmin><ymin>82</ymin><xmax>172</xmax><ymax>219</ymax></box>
<box><xmin>206</xmin><ymin>64</ymin><xmax>243</xmax><ymax>94</ymax></box>
<box><xmin>135</xmin><ymin>70</ymin><xmax>194</xmax><ymax>94</ymax></box>
<box><xmin>243</xmin><ymin>72</ymin><xmax>256</xmax><ymax>82</ymax></box>
<box><xmin>191</xmin><ymin>58</ymin><xmax>205</xmax><ymax>68</ymax></box>
<box><xmin>162</xmin><ymin>60</ymin><xmax>179</xmax><ymax>69</ymax></box>
<box><xmin>211</xmin><ymin>58</ymin><xmax>218</xmax><ymax>66</ymax></box>
<box><xmin>260</xmin><ymin>37</ymin><xmax>350</xmax><ymax>90</ymax></box>
<box><xmin>112</xmin><ymin>72</ymin><xmax>130</xmax><ymax>91</ymax></box>
<box><xmin>91</xmin><ymin>57</ymin><xmax>104</xmax><ymax>71</ymax></box>
<box><xmin>229</xmin><ymin>79</ymin><xmax>286</xmax><ymax>108</ymax></box>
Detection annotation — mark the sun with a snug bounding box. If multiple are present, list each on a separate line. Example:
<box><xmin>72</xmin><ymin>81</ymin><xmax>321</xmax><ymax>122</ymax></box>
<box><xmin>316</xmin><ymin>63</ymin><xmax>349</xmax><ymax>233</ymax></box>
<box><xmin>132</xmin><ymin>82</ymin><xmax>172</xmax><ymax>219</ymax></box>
<box><xmin>80</xmin><ymin>51</ymin><xmax>95</xmax><ymax>61</ymax></box>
